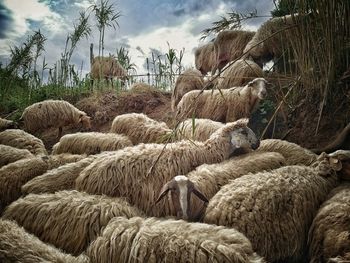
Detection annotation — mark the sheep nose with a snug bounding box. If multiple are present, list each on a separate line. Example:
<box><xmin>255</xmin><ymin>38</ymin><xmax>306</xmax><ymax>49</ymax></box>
<box><xmin>252</xmin><ymin>140</ymin><xmax>260</xmax><ymax>150</ymax></box>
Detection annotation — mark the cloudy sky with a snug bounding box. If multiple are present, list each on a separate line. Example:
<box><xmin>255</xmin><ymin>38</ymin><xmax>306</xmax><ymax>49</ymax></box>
<box><xmin>0</xmin><ymin>0</ymin><xmax>275</xmax><ymax>75</ymax></box>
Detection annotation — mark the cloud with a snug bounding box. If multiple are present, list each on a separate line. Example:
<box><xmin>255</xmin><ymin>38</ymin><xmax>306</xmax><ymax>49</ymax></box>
<box><xmin>0</xmin><ymin>2</ymin><xmax>13</xmax><ymax>39</ymax></box>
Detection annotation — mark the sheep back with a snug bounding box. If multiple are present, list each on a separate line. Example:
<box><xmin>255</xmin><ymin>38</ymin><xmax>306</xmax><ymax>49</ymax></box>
<box><xmin>21</xmin><ymin>100</ymin><xmax>88</xmax><ymax>133</ymax></box>
<box><xmin>0</xmin><ymin>219</ymin><xmax>89</xmax><ymax>263</ymax></box>
<box><xmin>204</xmin><ymin>165</ymin><xmax>338</xmax><ymax>262</ymax></box>
<box><xmin>48</xmin><ymin>153</ymin><xmax>87</xmax><ymax>169</ymax></box>
<box><xmin>0</xmin><ymin>144</ymin><xmax>34</xmax><ymax>168</ymax></box>
<box><xmin>171</xmin><ymin>68</ymin><xmax>204</xmax><ymax>111</ymax></box>
<box><xmin>0</xmin><ymin>157</ymin><xmax>48</xmax><ymax>214</ymax></box>
<box><xmin>110</xmin><ymin>113</ymin><xmax>172</xmax><ymax>144</ymax></box>
<box><xmin>195</xmin><ymin>42</ymin><xmax>216</xmax><ymax>75</ymax></box>
<box><xmin>3</xmin><ymin>190</ymin><xmax>144</xmax><ymax>256</ymax></box>
<box><xmin>86</xmin><ymin>216</ymin><xmax>265</xmax><ymax>263</ymax></box>
<box><xmin>52</xmin><ymin>132</ymin><xmax>132</xmax><ymax>155</ymax></box>
<box><xmin>176</xmin><ymin>118</ymin><xmax>224</xmax><ymax>141</ymax></box>
<box><xmin>91</xmin><ymin>56</ymin><xmax>127</xmax><ymax>80</ymax></box>
<box><xmin>0</xmin><ymin>129</ymin><xmax>47</xmax><ymax>155</ymax></box>
<box><xmin>0</xmin><ymin>117</ymin><xmax>17</xmax><ymax>131</ymax></box>
<box><xmin>308</xmin><ymin>183</ymin><xmax>350</xmax><ymax>263</ymax></box>
<box><xmin>257</xmin><ymin>139</ymin><xmax>318</xmax><ymax>165</ymax></box>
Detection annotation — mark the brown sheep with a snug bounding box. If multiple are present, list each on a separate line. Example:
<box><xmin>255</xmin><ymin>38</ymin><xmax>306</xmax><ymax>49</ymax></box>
<box><xmin>90</xmin><ymin>56</ymin><xmax>127</xmax><ymax>82</ymax></box>
<box><xmin>194</xmin><ymin>42</ymin><xmax>217</xmax><ymax>75</ymax></box>
<box><xmin>214</xmin><ymin>30</ymin><xmax>255</xmax><ymax>72</ymax></box>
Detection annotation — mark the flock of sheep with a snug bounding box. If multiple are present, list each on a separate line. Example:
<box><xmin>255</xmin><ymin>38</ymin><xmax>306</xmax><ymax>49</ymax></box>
<box><xmin>0</xmin><ymin>13</ymin><xmax>349</xmax><ymax>263</ymax></box>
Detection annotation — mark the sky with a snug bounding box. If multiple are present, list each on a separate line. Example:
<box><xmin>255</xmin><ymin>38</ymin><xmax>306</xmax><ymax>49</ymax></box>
<box><xmin>0</xmin><ymin>0</ymin><xmax>275</xmax><ymax>76</ymax></box>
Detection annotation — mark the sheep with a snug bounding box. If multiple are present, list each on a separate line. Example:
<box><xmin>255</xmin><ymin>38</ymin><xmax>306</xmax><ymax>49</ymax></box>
<box><xmin>3</xmin><ymin>190</ymin><xmax>144</xmax><ymax>256</ymax></box>
<box><xmin>129</xmin><ymin>82</ymin><xmax>153</xmax><ymax>91</ymax></box>
<box><xmin>243</xmin><ymin>14</ymin><xmax>300</xmax><ymax>66</ymax></box>
<box><xmin>257</xmin><ymin>138</ymin><xmax>318</xmax><ymax>165</ymax></box>
<box><xmin>308</xmin><ymin>183</ymin><xmax>350</xmax><ymax>263</ymax></box>
<box><xmin>110</xmin><ymin>113</ymin><xmax>172</xmax><ymax>144</ymax></box>
<box><xmin>0</xmin><ymin>156</ymin><xmax>49</xmax><ymax>214</ymax></box>
<box><xmin>328</xmin><ymin>253</ymin><xmax>350</xmax><ymax>263</ymax></box>
<box><xmin>51</xmin><ymin>132</ymin><xmax>132</xmax><ymax>155</ymax></box>
<box><xmin>194</xmin><ymin>42</ymin><xmax>217</xmax><ymax>75</ymax></box>
<box><xmin>0</xmin><ymin>117</ymin><xmax>17</xmax><ymax>131</ymax></box>
<box><xmin>0</xmin><ymin>219</ymin><xmax>89</xmax><ymax>263</ymax></box>
<box><xmin>176</xmin><ymin>77</ymin><xmax>268</xmax><ymax>123</ymax></box>
<box><xmin>203</xmin><ymin>151</ymin><xmax>347</xmax><ymax>263</ymax></box>
<box><xmin>0</xmin><ymin>144</ymin><xmax>34</xmax><ymax>168</ymax></box>
<box><xmin>217</xmin><ymin>59</ymin><xmax>264</xmax><ymax>89</ymax></box>
<box><xmin>22</xmin><ymin>154</ymin><xmax>103</xmax><ymax>195</ymax></box>
<box><xmin>20</xmin><ymin>99</ymin><xmax>92</xmax><ymax>138</ymax></box>
<box><xmin>47</xmin><ymin>153</ymin><xmax>87</xmax><ymax>169</ymax></box>
<box><xmin>213</xmin><ymin>30</ymin><xmax>255</xmax><ymax>72</ymax></box>
<box><xmin>0</xmin><ymin>129</ymin><xmax>47</xmax><ymax>155</ymax></box>
<box><xmin>90</xmin><ymin>55</ymin><xmax>127</xmax><ymax>82</ymax></box>
<box><xmin>86</xmin><ymin>216</ymin><xmax>265</xmax><ymax>263</ymax></box>
<box><xmin>176</xmin><ymin>118</ymin><xmax>224</xmax><ymax>141</ymax></box>
<box><xmin>171</xmin><ymin>68</ymin><xmax>204</xmax><ymax>111</ymax></box>
<box><xmin>76</xmin><ymin>118</ymin><xmax>260</xmax><ymax>217</ymax></box>
<box><xmin>156</xmin><ymin>151</ymin><xmax>286</xmax><ymax>221</ymax></box>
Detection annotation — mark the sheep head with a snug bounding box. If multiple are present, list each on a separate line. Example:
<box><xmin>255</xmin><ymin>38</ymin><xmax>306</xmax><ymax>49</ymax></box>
<box><xmin>247</xmin><ymin>78</ymin><xmax>268</xmax><ymax>100</ymax></box>
<box><xmin>79</xmin><ymin>114</ymin><xmax>92</xmax><ymax>130</ymax></box>
<box><xmin>155</xmin><ymin>175</ymin><xmax>208</xmax><ymax>221</ymax></box>
<box><xmin>327</xmin><ymin>150</ymin><xmax>350</xmax><ymax>180</ymax></box>
<box><xmin>314</xmin><ymin>151</ymin><xmax>350</xmax><ymax>177</ymax></box>
<box><xmin>211</xmin><ymin>118</ymin><xmax>260</xmax><ymax>155</ymax></box>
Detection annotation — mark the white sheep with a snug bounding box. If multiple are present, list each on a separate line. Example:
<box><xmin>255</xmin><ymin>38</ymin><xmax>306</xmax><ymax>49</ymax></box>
<box><xmin>110</xmin><ymin>113</ymin><xmax>172</xmax><ymax>144</ymax></box>
<box><xmin>86</xmin><ymin>216</ymin><xmax>265</xmax><ymax>263</ymax></box>
<box><xmin>175</xmin><ymin>118</ymin><xmax>224</xmax><ymax>142</ymax></box>
<box><xmin>3</xmin><ymin>190</ymin><xmax>144</xmax><ymax>256</ymax></box>
<box><xmin>52</xmin><ymin>132</ymin><xmax>132</xmax><ymax>155</ymax></box>
<box><xmin>76</xmin><ymin>119</ymin><xmax>260</xmax><ymax>217</ymax></box>
<box><xmin>171</xmin><ymin>68</ymin><xmax>204</xmax><ymax>111</ymax></box>
<box><xmin>217</xmin><ymin>59</ymin><xmax>264</xmax><ymax>89</ymax></box>
<box><xmin>90</xmin><ymin>55</ymin><xmax>127</xmax><ymax>82</ymax></box>
<box><xmin>203</xmin><ymin>151</ymin><xmax>347</xmax><ymax>262</ymax></box>
<box><xmin>308</xmin><ymin>182</ymin><xmax>350</xmax><ymax>263</ymax></box>
<box><xmin>176</xmin><ymin>77</ymin><xmax>268</xmax><ymax>123</ymax></box>
<box><xmin>0</xmin><ymin>129</ymin><xmax>47</xmax><ymax>155</ymax></box>
<box><xmin>20</xmin><ymin>99</ymin><xmax>92</xmax><ymax>138</ymax></box>
<box><xmin>156</xmin><ymin>151</ymin><xmax>286</xmax><ymax>221</ymax></box>
<box><xmin>0</xmin><ymin>156</ymin><xmax>49</xmax><ymax>214</ymax></box>
<box><xmin>0</xmin><ymin>144</ymin><xmax>34</xmax><ymax>168</ymax></box>
<box><xmin>0</xmin><ymin>219</ymin><xmax>89</xmax><ymax>263</ymax></box>
<box><xmin>257</xmin><ymin>138</ymin><xmax>318</xmax><ymax>165</ymax></box>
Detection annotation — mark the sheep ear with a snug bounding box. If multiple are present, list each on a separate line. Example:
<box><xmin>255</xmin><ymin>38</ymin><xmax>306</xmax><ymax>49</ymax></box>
<box><xmin>190</xmin><ymin>184</ymin><xmax>208</xmax><ymax>203</ymax></box>
<box><xmin>329</xmin><ymin>157</ymin><xmax>343</xmax><ymax>171</ymax></box>
<box><xmin>155</xmin><ymin>180</ymin><xmax>174</xmax><ymax>204</ymax></box>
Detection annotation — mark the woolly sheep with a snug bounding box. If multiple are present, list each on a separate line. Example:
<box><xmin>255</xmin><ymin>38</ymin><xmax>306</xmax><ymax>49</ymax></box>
<box><xmin>0</xmin><ymin>129</ymin><xmax>47</xmax><ymax>155</ymax></box>
<box><xmin>308</xmin><ymin>183</ymin><xmax>350</xmax><ymax>263</ymax></box>
<box><xmin>90</xmin><ymin>56</ymin><xmax>127</xmax><ymax>81</ymax></box>
<box><xmin>129</xmin><ymin>82</ymin><xmax>153</xmax><ymax>91</ymax></box>
<box><xmin>171</xmin><ymin>68</ymin><xmax>204</xmax><ymax>111</ymax></box>
<box><xmin>176</xmin><ymin>77</ymin><xmax>267</xmax><ymax>123</ymax></box>
<box><xmin>0</xmin><ymin>144</ymin><xmax>34</xmax><ymax>168</ymax></box>
<box><xmin>76</xmin><ymin>119</ymin><xmax>260</xmax><ymax>217</ymax></box>
<box><xmin>86</xmin><ymin>216</ymin><xmax>265</xmax><ymax>263</ymax></box>
<box><xmin>0</xmin><ymin>156</ymin><xmax>49</xmax><ymax>214</ymax></box>
<box><xmin>328</xmin><ymin>253</ymin><xmax>350</xmax><ymax>263</ymax></box>
<box><xmin>243</xmin><ymin>14</ymin><xmax>300</xmax><ymax>66</ymax></box>
<box><xmin>194</xmin><ymin>42</ymin><xmax>217</xmax><ymax>75</ymax></box>
<box><xmin>47</xmin><ymin>153</ymin><xmax>87</xmax><ymax>169</ymax></box>
<box><xmin>0</xmin><ymin>219</ymin><xmax>89</xmax><ymax>263</ymax></box>
<box><xmin>156</xmin><ymin>151</ymin><xmax>286</xmax><ymax>221</ymax></box>
<box><xmin>217</xmin><ymin>59</ymin><xmax>264</xmax><ymax>89</ymax></box>
<box><xmin>3</xmin><ymin>190</ymin><xmax>144</xmax><ymax>256</ymax></box>
<box><xmin>0</xmin><ymin>117</ymin><xmax>17</xmax><ymax>131</ymax></box>
<box><xmin>203</xmin><ymin>151</ymin><xmax>346</xmax><ymax>262</ymax></box>
<box><xmin>21</xmin><ymin>100</ymin><xmax>92</xmax><ymax>138</ymax></box>
<box><xmin>176</xmin><ymin>118</ymin><xmax>224</xmax><ymax>141</ymax></box>
<box><xmin>110</xmin><ymin>113</ymin><xmax>172</xmax><ymax>144</ymax></box>
<box><xmin>257</xmin><ymin>138</ymin><xmax>318</xmax><ymax>165</ymax></box>
<box><xmin>22</xmin><ymin>154</ymin><xmax>104</xmax><ymax>195</ymax></box>
<box><xmin>52</xmin><ymin>132</ymin><xmax>132</xmax><ymax>155</ymax></box>
<box><xmin>213</xmin><ymin>30</ymin><xmax>255</xmax><ymax>72</ymax></box>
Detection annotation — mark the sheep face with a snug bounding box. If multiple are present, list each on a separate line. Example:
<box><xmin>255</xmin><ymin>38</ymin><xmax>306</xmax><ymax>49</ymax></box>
<box><xmin>229</xmin><ymin>126</ymin><xmax>260</xmax><ymax>155</ymax></box>
<box><xmin>248</xmin><ymin>78</ymin><xmax>268</xmax><ymax>100</ymax></box>
<box><xmin>79</xmin><ymin>115</ymin><xmax>92</xmax><ymax>130</ymax></box>
<box><xmin>156</xmin><ymin>175</ymin><xmax>208</xmax><ymax>221</ymax></box>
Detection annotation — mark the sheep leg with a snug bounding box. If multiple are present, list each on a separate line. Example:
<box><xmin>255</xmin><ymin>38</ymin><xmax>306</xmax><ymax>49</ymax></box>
<box><xmin>58</xmin><ymin>127</ymin><xmax>63</xmax><ymax>138</ymax></box>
